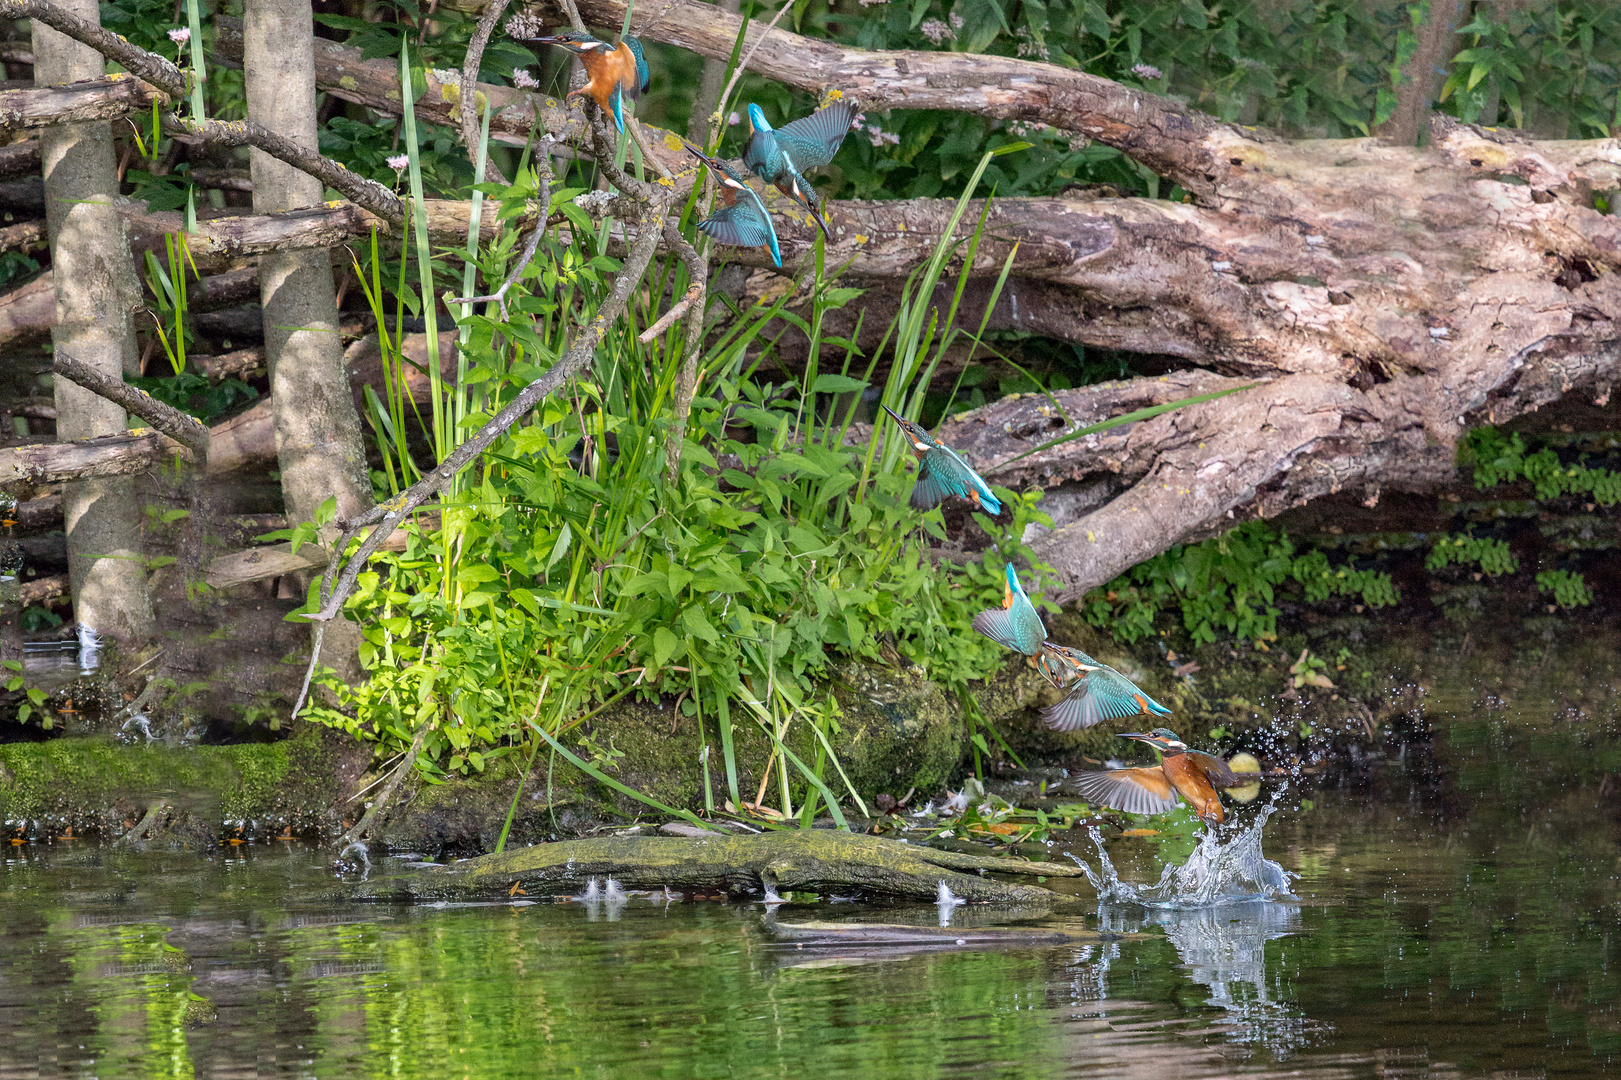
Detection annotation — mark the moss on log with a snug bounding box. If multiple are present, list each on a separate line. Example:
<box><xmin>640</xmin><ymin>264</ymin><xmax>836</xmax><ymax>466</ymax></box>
<box><xmin>357</xmin><ymin>829</ymin><xmax>1082</xmax><ymax>903</ymax></box>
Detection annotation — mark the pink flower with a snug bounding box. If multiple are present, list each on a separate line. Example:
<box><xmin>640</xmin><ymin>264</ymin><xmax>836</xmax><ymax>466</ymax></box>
<box><xmin>513</xmin><ymin>69</ymin><xmax>540</xmax><ymax>89</ymax></box>
<box><xmin>919</xmin><ymin>18</ymin><xmax>954</xmax><ymax>44</ymax></box>
<box><xmin>167</xmin><ymin>27</ymin><xmax>190</xmax><ymax>44</ymax></box>
<box><xmin>1131</xmin><ymin>63</ymin><xmax>1163</xmax><ymax>80</ymax></box>
<box><xmin>386</xmin><ymin>154</ymin><xmax>410</xmax><ymax>173</ymax></box>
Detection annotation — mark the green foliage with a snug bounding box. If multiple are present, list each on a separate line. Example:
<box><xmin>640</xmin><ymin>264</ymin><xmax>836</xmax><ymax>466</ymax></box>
<box><xmin>1537</xmin><ymin>568</ymin><xmax>1593</xmax><ymax>609</ymax></box>
<box><xmin>1426</xmin><ymin>534</ymin><xmax>1519</xmax><ymax>577</ymax></box>
<box><xmin>1466</xmin><ymin>427</ymin><xmax>1621</xmax><ymax>505</ymax></box>
<box><xmin>127</xmin><ymin>369</ymin><xmax>258</xmax><ymax>424</ymax></box>
<box><xmin>1083</xmin><ymin>521</ymin><xmax>1399</xmax><ymax>646</ymax></box>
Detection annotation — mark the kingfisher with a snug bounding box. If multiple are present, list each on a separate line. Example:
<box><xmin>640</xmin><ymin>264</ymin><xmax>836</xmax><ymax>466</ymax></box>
<box><xmin>1070</xmin><ymin>729</ymin><xmax>1262</xmax><ymax>825</ymax></box>
<box><xmin>743</xmin><ymin>100</ymin><xmax>857</xmax><ymax>238</ymax></box>
<box><xmin>680</xmin><ymin>140</ymin><xmax>781</xmax><ymax>268</ymax></box>
<box><xmin>525</xmin><ymin>30</ymin><xmax>649</xmax><ymax>134</ymax></box>
<box><xmin>881</xmin><ymin>404</ymin><xmax>1003</xmax><ymax>519</ymax></box>
<box><xmin>1032</xmin><ymin>641</ymin><xmax>1173</xmax><ymax>731</ymax></box>
<box><xmin>972</xmin><ymin>563</ymin><xmax>1046</xmax><ymax>659</ymax></box>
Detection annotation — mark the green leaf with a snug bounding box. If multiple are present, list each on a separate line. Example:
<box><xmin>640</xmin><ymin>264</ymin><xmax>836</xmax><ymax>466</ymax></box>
<box><xmin>653</xmin><ymin>627</ymin><xmax>681</xmax><ymax>668</ymax></box>
<box><xmin>544</xmin><ymin>522</ymin><xmax>573</xmax><ymax>575</ymax></box>
<box><xmin>810</xmin><ymin>374</ymin><xmax>868</xmax><ymax>394</ymax></box>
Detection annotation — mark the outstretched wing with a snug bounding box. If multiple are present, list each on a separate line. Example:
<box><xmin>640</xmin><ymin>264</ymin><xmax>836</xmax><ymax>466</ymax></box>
<box><xmin>775</xmin><ymin>101</ymin><xmax>857</xmax><ymax>170</ymax></box>
<box><xmin>909</xmin><ymin>463</ymin><xmax>952</xmax><ymax>511</ymax></box>
<box><xmin>1070</xmin><ymin>768</ymin><xmax>1180</xmax><ymax>816</ymax></box>
<box><xmin>940</xmin><ymin>446</ymin><xmax>1001</xmax><ymax>517</ymax></box>
<box><xmin>698</xmin><ymin>198</ymin><xmax>782</xmax><ymax>267</ymax></box>
<box><xmin>972</xmin><ymin>607</ymin><xmax>1040</xmax><ymax>657</ymax></box>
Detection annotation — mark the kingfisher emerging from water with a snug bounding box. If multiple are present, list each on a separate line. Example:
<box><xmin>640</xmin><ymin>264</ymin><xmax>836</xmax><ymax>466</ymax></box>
<box><xmin>1033</xmin><ymin>641</ymin><xmax>1172</xmax><ymax>731</ymax></box>
<box><xmin>743</xmin><ymin>100</ymin><xmax>857</xmax><ymax>238</ymax></box>
<box><xmin>525</xmin><ymin>30</ymin><xmax>649</xmax><ymax>134</ymax></box>
<box><xmin>1070</xmin><ymin>729</ymin><xmax>1262</xmax><ymax>825</ymax></box>
<box><xmin>680</xmin><ymin>140</ymin><xmax>782</xmax><ymax>268</ymax></box>
<box><xmin>882</xmin><ymin>404</ymin><xmax>1003</xmax><ymax>519</ymax></box>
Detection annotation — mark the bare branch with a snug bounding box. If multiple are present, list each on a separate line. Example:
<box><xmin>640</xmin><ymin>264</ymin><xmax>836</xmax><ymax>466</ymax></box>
<box><xmin>459</xmin><ymin>0</ymin><xmax>517</xmax><ymax>185</ymax></box>
<box><xmin>0</xmin><ymin>73</ymin><xmax>167</xmax><ymax>131</ymax></box>
<box><xmin>52</xmin><ymin>351</ymin><xmax>211</xmax><ymax>459</ymax></box>
<box><xmin>0</xmin><ymin>431</ymin><xmax>186</xmax><ymax>485</ymax></box>
<box><xmin>0</xmin><ymin>0</ymin><xmax>187</xmax><ymax>95</ymax></box>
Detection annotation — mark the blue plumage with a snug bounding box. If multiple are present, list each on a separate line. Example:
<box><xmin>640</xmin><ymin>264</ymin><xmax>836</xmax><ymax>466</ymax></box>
<box><xmin>742</xmin><ymin>101</ymin><xmax>856</xmax><ymax>238</ymax></box>
<box><xmin>1034</xmin><ymin>641</ymin><xmax>1173</xmax><ymax>731</ymax></box>
<box><xmin>881</xmin><ymin>405</ymin><xmax>1004</xmax><ymax>518</ymax></box>
<box><xmin>972</xmin><ymin>564</ymin><xmax>1046</xmax><ymax>657</ymax></box>
<box><xmin>681</xmin><ymin>139</ymin><xmax>782</xmax><ymax>268</ymax></box>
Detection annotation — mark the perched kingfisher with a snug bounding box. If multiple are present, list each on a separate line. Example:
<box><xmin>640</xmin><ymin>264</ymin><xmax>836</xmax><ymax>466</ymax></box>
<box><xmin>1032</xmin><ymin>641</ymin><xmax>1173</xmax><ymax>731</ymax></box>
<box><xmin>680</xmin><ymin>139</ymin><xmax>782</xmax><ymax>268</ymax></box>
<box><xmin>743</xmin><ymin>100</ymin><xmax>857</xmax><ymax>238</ymax></box>
<box><xmin>525</xmin><ymin>30</ymin><xmax>649</xmax><ymax>134</ymax></box>
<box><xmin>1070</xmin><ymin>729</ymin><xmax>1262</xmax><ymax>825</ymax></box>
<box><xmin>881</xmin><ymin>404</ymin><xmax>1004</xmax><ymax>519</ymax></box>
<box><xmin>972</xmin><ymin>563</ymin><xmax>1046</xmax><ymax>658</ymax></box>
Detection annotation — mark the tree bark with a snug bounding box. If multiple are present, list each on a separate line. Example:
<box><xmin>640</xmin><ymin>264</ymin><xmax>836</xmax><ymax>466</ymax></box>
<box><xmin>0</xmin><ymin>73</ymin><xmax>166</xmax><ymax>131</ymax></box>
<box><xmin>1375</xmin><ymin>0</ymin><xmax>1466</xmax><ymax>147</ymax></box>
<box><xmin>33</xmin><ymin>0</ymin><xmax>154</xmax><ymax>647</ymax></box>
<box><xmin>244</xmin><ymin>0</ymin><xmax>373</xmax><ymax>681</ymax></box>
<box><xmin>0</xmin><ymin>431</ymin><xmax>184</xmax><ymax>486</ymax></box>
<box><xmin>356</xmin><ymin>829</ymin><xmax>1080</xmax><ymax>902</ymax></box>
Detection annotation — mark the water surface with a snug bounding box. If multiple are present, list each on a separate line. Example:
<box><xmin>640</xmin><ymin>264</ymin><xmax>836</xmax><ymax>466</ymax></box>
<box><xmin>2</xmin><ymin>778</ymin><xmax>1617</xmax><ymax>1078</ymax></box>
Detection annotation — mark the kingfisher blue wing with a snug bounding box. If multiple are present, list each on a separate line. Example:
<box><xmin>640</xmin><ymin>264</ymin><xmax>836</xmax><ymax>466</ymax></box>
<box><xmin>973</xmin><ymin>564</ymin><xmax>1045</xmax><ymax>656</ymax></box>
<box><xmin>908</xmin><ymin>457</ymin><xmax>955</xmax><ymax>512</ymax></box>
<box><xmin>621</xmin><ymin>36</ymin><xmax>650</xmax><ymax>94</ymax></box>
<box><xmin>698</xmin><ymin>201</ymin><xmax>782</xmax><ymax>268</ymax></box>
<box><xmin>1043</xmin><ymin>667</ymin><xmax>1170</xmax><ymax>732</ymax></box>
<box><xmin>773</xmin><ymin>100</ymin><xmax>857</xmax><ymax>170</ymax></box>
<box><xmin>1070</xmin><ymin>767</ymin><xmax>1181</xmax><ymax>816</ymax></box>
<box><xmin>937</xmin><ymin>445</ymin><xmax>1002</xmax><ymax>517</ymax></box>
<box><xmin>607</xmin><ymin>84</ymin><xmax>625</xmax><ymax>133</ymax></box>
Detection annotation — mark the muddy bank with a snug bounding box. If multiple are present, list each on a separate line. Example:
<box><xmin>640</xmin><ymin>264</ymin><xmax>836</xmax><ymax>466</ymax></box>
<box><xmin>4</xmin><ymin>616</ymin><xmax>1618</xmax><ymax>851</ymax></box>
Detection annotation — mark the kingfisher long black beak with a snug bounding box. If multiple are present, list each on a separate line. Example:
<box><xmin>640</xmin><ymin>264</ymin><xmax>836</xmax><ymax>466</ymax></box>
<box><xmin>881</xmin><ymin>404</ymin><xmax>906</xmax><ymax>425</ymax></box>
<box><xmin>1119</xmin><ymin>732</ymin><xmax>1151</xmax><ymax>741</ymax></box>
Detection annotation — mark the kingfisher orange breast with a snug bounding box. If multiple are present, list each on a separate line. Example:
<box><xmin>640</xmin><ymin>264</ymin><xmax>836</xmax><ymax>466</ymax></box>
<box><xmin>1162</xmin><ymin>753</ymin><xmax>1223</xmax><ymax>822</ymax></box>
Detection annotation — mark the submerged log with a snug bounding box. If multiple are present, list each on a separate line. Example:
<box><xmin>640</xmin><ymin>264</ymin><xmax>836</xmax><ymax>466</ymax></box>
<box><xmin>357</xmin><ymin>829</ymin><xmax>1080</xmax><ymax>903</ymax></box>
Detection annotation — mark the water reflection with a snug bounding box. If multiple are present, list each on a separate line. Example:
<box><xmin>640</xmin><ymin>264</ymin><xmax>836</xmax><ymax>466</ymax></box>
<box><xmin>1099</xmin><ymin>900</ymin><xmax>1312</xmax><ymax>1059</ymax></box>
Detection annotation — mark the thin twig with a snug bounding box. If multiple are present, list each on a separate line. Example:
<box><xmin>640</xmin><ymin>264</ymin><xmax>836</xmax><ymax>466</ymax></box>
<box><xmin>53</xmin><ymin>351</ymin><xmax>210</xmax><ymax>460</ymax></box>
<box><xmin>713</xmin><ymin>0</ymin><xmax>793</xmax><ymax>134</ymax></box>
<box><xmin>335</xmin><ymin>723</ymin><xmax>428</xmax><ymax>849</ymax></box>
<box><xmin>560</xmin><ymin>0</ymin><xmax>588</xmax><ymax>34</ymax></box>
<box><xmin>638</xmin><ymin>282</ymin><xmax>702</xmax><ymax>343</ymax></box>
<box><xmin>459</xmin><ymin>0</ymin><xmax>516</xmax><ymax>186</ymax></box>
<box><xmin>290</xmin><ymin>624</ymin><xmax>325</xmax><ymax>719</ymax></box>
<box><xmin>447</xmin><ymin>194</ymin><xmax>550</xmax><ymax>321</ymax></box>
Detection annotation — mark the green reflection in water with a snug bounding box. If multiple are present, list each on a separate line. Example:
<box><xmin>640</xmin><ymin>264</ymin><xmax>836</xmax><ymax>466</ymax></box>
<box><xmin>2</xmin><ymin>775</ymin><xmax>1618</xmax><ymax>1078</ymax></box>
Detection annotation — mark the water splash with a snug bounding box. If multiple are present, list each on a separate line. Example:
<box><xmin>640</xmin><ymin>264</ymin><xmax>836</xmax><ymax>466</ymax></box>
<box><xmin>936</xmin><ymin>880</ymin><xmax>966</xmax><ymax>927</ymax></box>
<box><xmin>1070</xmin><ymin>805</ymin><xmax>1297</xmax><ymax>907</ymax></box>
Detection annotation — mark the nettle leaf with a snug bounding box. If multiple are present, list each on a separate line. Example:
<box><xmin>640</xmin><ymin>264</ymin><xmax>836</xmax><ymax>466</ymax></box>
<box><xmin>653</xmin><ymin>627</ymin><xmax>681</xmax><ymax>668</ymax></box>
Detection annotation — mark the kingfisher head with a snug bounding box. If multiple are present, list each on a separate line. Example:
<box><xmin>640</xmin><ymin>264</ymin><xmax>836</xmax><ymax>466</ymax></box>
<box><xmin>1041</xmin><ymin>642</ymin><xmax>1099</xmax><ymax>672</ymax></box>
<box><xmin>527</xmin><ymin>30</ymin><xmax>610</xmax><ymax>53</ymax></box>
<box><xmin>747</xmin><ymin>103</ymin><xmax>774</xmax><ymax>135</ymax></box>
<box><xmin>681</xmin><ymin>139</ymin><xmax>747</xmax><ymax>188</ymax></box>
<box><xmin>880</xmin><ymin>404</ymin><xmax>935</xmax><ymax>452</ymax></box>
<box><xmin>1120</xmin><ymin>729</ymin><xmax>1188</xmax><ymax>754</ymax></box>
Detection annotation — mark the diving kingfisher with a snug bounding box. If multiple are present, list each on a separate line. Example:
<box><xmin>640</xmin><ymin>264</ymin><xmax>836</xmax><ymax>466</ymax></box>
<box><xmin>525</xmin><ymin>30</ymin><xmax>649</xmax><ymax>134</ymax></box>
<box><xmin>743</xmin><ymin>100</ymin><xmax>857</xmax><ymax>238</ymax></box>
<box><xmin>1032</xmin><ymin>641</ymin><xmax>1173</xmax><ymax>731</ymax></box>
<box><xmin>1069</xmin><ymin>729</ymin><xmax>1262</xmax><ymax>825</ymax></box>
<box><xmin>972</xmin><ymin>563</ymin><xmax>1046</xmax><ymax>659</ymax></box>
<box><xmin>882</xmin><ymin>404</ymin><xmax>1003</xmax><ymax>519</ymax></box>
<box><xmin>680</xmin><ymin>139</ymin><xmax>782</xmax><ymax>268</ymax></box>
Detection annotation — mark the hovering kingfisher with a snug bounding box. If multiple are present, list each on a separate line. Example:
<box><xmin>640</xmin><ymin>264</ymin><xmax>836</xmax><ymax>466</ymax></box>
<box><xmin>525</xmin><ymin>30</ymin><xmax>649</xmax><ymax>134</ymax></box>
<box><xmin>972</xmin><ymin>563</ymin><xmax>1046</xmax><ymax>658</ymax></box>
<box><xmin>1033</xmin><ymin>641</ymin><xmax>1173</xmax><ymax>731</ymax></box>
<box><xmin>743</xmin><ymin>100</ymin><xmax>857</xmax><ymax>238</ymax></box>
<box><xmin>680</xmin><ymin>139</ymin><xmax>782</xmax><ymax>268</ymax></box>
<box><xmin>881</xmin><ymin>404</ymin><xmax>1004</xmax><ymax>519</ymax></box>
<box><xmin>1070</xmin><ymin>729</ymin><xmax>1262</xmax><ymax>825</ymax></box>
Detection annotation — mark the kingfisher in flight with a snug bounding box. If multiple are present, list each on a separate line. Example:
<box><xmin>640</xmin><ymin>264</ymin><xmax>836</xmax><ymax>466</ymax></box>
<box><xmin>525</xmin><ymin>30</ymin><xmax>649</xmax><ymax>134</ymax></box>
<box><xmin>1069</xmin><ymin>729</ymin><xmax>1262</xmax><ymax>825</ymax></box>
<box><xmin>681</xmin><ymin>140</ymin><xmax>782</xmax><ymax>268</ymax></box>
<box><xmin>882</xmin><ymin>404</ymin><xmax>1004</xmax><ymax>519</ymax></box>
<box><xmin>743</xmin><ymin>100</ymin><xmax>857</xmax><ymax>238</ymax></box>
<box><xmin>1033</xmin><ymin>641</ymin><xmax>1173</xmax><ymax>731</ymax></box>
<box><xmin>972</xmin><ymin>563</ymin><xmax>1046</xmax><ymax>659</ymax></box>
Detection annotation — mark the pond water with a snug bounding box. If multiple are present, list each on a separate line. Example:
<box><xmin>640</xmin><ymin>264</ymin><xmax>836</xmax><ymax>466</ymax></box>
<box><xmin>2</xmin><ymin>752</ymin><xmax>1618</xmax><ymax>1078</ymax></box>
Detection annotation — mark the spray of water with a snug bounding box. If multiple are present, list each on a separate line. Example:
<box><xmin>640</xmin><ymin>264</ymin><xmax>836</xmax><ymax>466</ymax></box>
<box><xmin>1070</xmin><ymin>805</ymin><xmax>1297</xmax><ymax>907</ymax></box>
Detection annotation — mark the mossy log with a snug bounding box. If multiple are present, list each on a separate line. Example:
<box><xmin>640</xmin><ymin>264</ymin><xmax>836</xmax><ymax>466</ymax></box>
<box><xmin>358</xmin><ymin>829</ymin><xmax>1083</xmax><ymax>903</ymax></box>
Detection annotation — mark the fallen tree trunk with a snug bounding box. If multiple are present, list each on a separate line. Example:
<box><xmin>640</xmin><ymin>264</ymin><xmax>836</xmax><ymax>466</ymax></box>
<box><xmin>0</xmin><ymin>431</ymin><xmax>187</xmax><ymax>485</ymax></box>
<box><xmin>355</xmin><ymin>829</ymin><xmax>1080</xmax><ymax>903</ymax></box>
<box><xmin>0</xmin><ymin>73</ymin><xmax>166</xmax><ymax>131</ymax></box>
